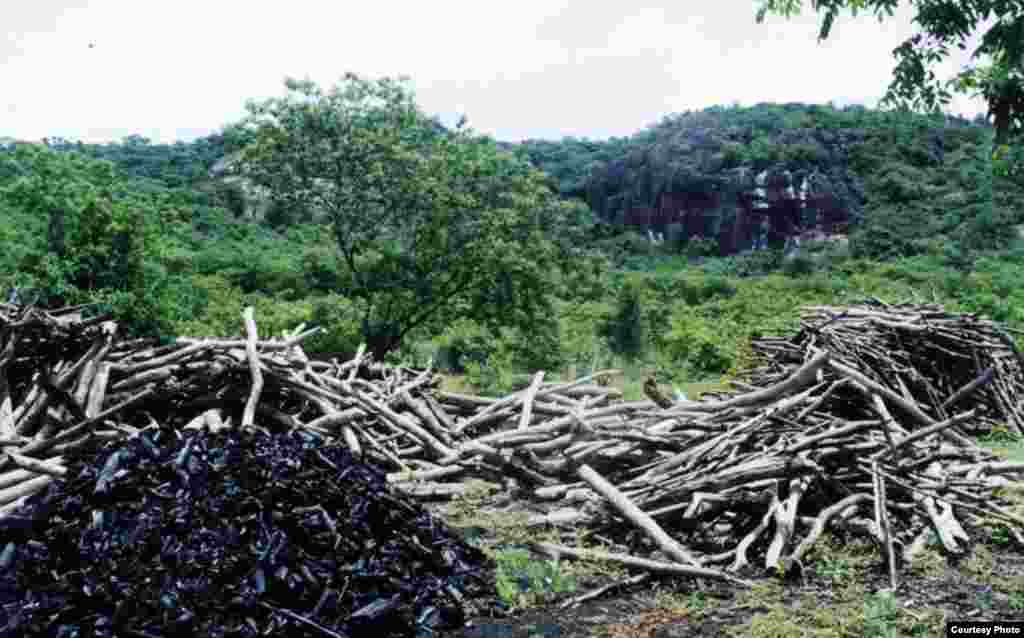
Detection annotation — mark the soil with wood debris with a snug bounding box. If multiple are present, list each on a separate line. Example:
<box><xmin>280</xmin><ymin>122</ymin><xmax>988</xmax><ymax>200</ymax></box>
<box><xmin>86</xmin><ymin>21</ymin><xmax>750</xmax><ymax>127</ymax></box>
<box><xmin>438</xmin><ymin>490</ymin><xmax>1024</xmax><ymax>638</ymax></box>
<box><xmin>2</xmin><ymin>299</ymin><xmax>1024</xmax><ymax>637</ymax></box>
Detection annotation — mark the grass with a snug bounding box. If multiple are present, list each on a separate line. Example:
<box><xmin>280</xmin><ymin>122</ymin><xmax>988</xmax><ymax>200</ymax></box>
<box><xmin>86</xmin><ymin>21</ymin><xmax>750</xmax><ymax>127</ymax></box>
<box><xmin>978</xmin><ymin>425</ymin><xmax>1024</xmax><ymax>463</ymax></box>
<box><xmin>907</xmin><ymin>546</ymin><xmax>948</xmax><ymax>578</ymax></box>
<box><xmin>492</xmin><ymin>547</ymin><xmax>577</xmax><ymax>610</ymax></box>
<box><xmin>977</xmin><ymin>425</ymin><xmax>1024</xmax><ymax>565</ymax></box>
<box><xmin>437</xmin><ymin>373</ymin><xmax>478</xmax><ymax>395</ymax></box>
<box><xmin>727</xmin><ymin>577</ymin><xmax>944</xmax><ymax>638</ymax></box>
<box><xmin>815</xmin><ymin>555</ymin><xmax>854</xmax><ymax>582</ymax></box>
<box><xmin>713</xmin><ymin>505</ymin><xmax>1021</xmax><ymax>638</ymax></box>
<box><xmin>435</xmin><ymin>475</ymin><xmax>634</xmax><ymax>613</ymax></box>
<box><xmin>599</xmin><ymin>584</ymin><xmax>717</xmax><ymax>638</ymax></box>
<box><xmin>1011</xmin><ymin>591</ymin><xmax>1024</xmax><ymax>611</ymax></box>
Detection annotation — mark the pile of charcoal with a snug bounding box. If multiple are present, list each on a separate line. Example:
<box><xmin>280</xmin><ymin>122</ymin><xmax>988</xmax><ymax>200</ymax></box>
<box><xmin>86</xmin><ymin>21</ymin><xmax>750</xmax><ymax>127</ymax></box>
<box><xmin>0</xmin><ymin>426</ymin><xmax>498</xmax><ymax>637</ymax></box>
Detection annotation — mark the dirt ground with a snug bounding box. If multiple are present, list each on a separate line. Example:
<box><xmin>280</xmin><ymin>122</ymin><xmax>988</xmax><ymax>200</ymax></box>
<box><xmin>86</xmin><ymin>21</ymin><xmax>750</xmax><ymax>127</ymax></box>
<box><xmin>432</xmin><ymin>483</ymin><xmax>1024</xmax><ymax>638</ymax></box>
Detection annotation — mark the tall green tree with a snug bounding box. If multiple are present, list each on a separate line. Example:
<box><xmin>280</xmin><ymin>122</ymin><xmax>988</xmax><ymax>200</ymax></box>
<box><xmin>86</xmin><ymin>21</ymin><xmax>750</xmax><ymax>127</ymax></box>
<box><xmin>0</xmin><ymin>145</ymin><xmax>147</xmax><ymax>298</ymax></box>
<box><xmin>230</xmin><ymin>74</ymin><xmax>580</xmax><ymax>359</ymax></box>
<box><xmin>953</xmin><ymin>52</ymin><xmax>1024</xmax><ymax>173</ymax></box>
<box><xmin>0</xmin><ymin>143</ymin><xmax>201</xmax><ymax>338</ymax></box>
<box><xmin>600</xmin><ymin>277</ymin><xmax>645</xmax><ymax>359</ymax></box>
<box><xmin>756</xmin><ymin>1</ymin><xmax>1024</xmax><ymax>149</ymax></box>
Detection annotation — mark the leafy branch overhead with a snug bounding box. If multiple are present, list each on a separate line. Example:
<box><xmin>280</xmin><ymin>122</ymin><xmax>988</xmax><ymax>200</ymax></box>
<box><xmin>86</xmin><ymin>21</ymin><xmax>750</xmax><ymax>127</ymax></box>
<box><xmin>757</xmin><ymin>0</ymin><xmax>1024</xmax><ymax>147</ymax></box>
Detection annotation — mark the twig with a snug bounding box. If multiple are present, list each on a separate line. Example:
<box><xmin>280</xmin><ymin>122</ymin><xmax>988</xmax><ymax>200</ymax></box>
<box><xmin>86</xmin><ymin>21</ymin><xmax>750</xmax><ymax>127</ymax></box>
<box><xmin>258</xmin><ymin>602</ymin><xmax>344</xmax><ymax>638</ymax></box>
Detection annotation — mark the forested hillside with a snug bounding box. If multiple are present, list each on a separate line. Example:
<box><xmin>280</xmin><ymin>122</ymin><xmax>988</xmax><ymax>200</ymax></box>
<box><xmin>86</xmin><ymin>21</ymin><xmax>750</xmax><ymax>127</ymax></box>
<box><xmin>512</xmin><ymin>102</ymin><xmax>1024</xmax><ymax>263</ymax></box>
<box><xmin>3</xmin><ymin>89</ymin><xmax>1024</xmax><ymax>395</ymax></box>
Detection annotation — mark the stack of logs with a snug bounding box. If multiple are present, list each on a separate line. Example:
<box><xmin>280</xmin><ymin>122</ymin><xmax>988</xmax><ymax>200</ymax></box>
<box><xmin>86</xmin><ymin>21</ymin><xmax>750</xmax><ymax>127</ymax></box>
<box><xmin>2</xmin><ymin>299</ymin><xmax>1024</xmax><ymax>595</ymax></box>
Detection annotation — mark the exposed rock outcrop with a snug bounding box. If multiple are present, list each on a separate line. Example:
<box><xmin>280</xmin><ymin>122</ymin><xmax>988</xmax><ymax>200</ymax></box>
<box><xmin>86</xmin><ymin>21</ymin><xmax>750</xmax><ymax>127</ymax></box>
<box><xmin>583</xmin><ymin>128</ymin><xmax>868</xmax><ymax>256</ymax></box>
<box><xmin>209</xmin><ymin>152</ymin><xmax>273</xmax><ymax>221</ymax></box>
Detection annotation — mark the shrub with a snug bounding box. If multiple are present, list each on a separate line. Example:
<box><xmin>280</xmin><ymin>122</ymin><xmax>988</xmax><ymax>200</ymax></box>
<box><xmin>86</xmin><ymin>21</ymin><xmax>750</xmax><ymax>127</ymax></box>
<box><xmin>302</xmin><ymin>248</ymin><xmax>343</xmax><ymax>293</ymax></box>
<box><xmin>686</xmin><ymin>236</ymin><xmax>719</xmax><ymax>259</ymax></box>
<box><xmin>556</xmin><ymin>299</ymin><xmax>612</xmax><ymax>369</ymax></box>
<box><xmin>307</xmin><ymin>294</ymin><xmax>364</xmax><ymax>356</ymax></box>
<box><xmin>431</xmin><ymin>319</ymin><xmax>496</xmax><ymax>373</ymax></box>
<box><xmin>170</xmin><ymin>274</ymin><xmax>246</xmax><ymax>338</ymax></box>
<box><xmin>662</xmin><ymin>304</ymin><xmax>738</xmax><ymax>376</ymax></box>
<box><xmin>782</xmin><ymin>254</ymin><xmax>817</xmax><ymax>277</ymax></box>
<box><xmin>600</xmin><ymin>277</ymin><xmax>645</xmax><ymax>359</ymax></box>
<box><xmin>464</xmin><ymin>336</ymin><xmax>518</xmax><ymax>396</ymax></box>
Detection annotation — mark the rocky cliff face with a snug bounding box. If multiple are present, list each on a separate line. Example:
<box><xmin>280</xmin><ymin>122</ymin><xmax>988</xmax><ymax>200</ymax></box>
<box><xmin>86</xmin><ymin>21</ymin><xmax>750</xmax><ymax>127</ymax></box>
<box><xmin>580</xmin><ymin>125</ymin><xmax>869</xmax><ymax>256</ymax></box>
<box><xmin>512</xmin><ymin>104</ymin><xmax>1008</xmax><ymax>258</ymax></box>
<box><xmin>616</xmin><ymin>165</ymin><xmax>862</xmax><ymax>254</ymax></box>
<box><xmin>209</xmin><ymin>153</ymin><xmax>273</xmax><ymax>221</ymax></box>
<box><xmin>208</xmin><ymin>154</ymin><xmax>343</xmax><ymax>225</ymax></box>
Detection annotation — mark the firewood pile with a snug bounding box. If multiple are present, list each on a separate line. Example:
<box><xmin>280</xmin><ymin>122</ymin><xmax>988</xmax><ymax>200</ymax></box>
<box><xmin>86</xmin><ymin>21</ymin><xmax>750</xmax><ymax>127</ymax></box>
<box><xmin>521</xmin><ymin>312</ymin><xmax>1023</xmax><ymax>589</ymax></box>
<box><xmin>1</xmin><ymin>298</ymin><xmax>1024</xmax><ymax>628</ymax></box>
<box><xmin>748</xmin><ymin>302</ymin><xmax>1024</xmax><ymax>436</ymax></box>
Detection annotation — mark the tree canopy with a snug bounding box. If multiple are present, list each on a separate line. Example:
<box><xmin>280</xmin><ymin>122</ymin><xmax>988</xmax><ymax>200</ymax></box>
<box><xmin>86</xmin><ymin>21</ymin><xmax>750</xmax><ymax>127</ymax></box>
<box><xmin>229</xmin><ymin>74</ymin><xmax>588</xmax><ymax>359</ymax></box>
<box><xmin>756</xmin><ymin>0</ymin><xmax>1024</xmax><ymax>148</ymax></box>
<box><xmin>0</xmin><ymin>145</ymin><xmax>146</xmax><ymax>298</ymax></box>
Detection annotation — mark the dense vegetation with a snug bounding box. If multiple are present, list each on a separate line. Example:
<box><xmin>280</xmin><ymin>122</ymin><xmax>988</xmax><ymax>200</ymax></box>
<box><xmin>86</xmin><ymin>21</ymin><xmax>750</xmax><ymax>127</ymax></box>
<box><xmin>3</xmin><ymin>82</ymin><xmax>1024</xmax><ymax>396</ymax></box>
<box><xmin>515</xmin><ymin>103</ymin><xmax>1024</xmax><ymax>265</ymax></box>
<box><xmin>759</xmin><ymin>0</ymin><xmax>1024</xmax><ymax>150</ymax></box>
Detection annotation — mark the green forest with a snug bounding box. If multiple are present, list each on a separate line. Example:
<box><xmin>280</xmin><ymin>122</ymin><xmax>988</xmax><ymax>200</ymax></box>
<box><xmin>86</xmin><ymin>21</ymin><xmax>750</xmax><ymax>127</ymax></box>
<box><xmin>3</xmin><ymin>74</ymin><xmax>1024</xmax><ymax>397</ymax></box>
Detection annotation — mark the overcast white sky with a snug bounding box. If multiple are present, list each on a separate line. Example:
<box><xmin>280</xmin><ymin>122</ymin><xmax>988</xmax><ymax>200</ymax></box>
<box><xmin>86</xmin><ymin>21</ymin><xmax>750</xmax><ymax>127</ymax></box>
<box><xmin>1</xmin><ymin>1</ymin><xmax>992</xmax><ymax>144</ymax></box>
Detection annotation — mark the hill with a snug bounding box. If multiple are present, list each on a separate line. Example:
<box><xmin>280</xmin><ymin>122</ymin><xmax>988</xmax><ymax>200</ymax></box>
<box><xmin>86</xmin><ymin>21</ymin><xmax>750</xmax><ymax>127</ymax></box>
<box><xmin>4</xmin><ymin>98</ymin><xmax>1024</xmax><ymax>387</ymax></box>
<box><xmin>511</xmin><ymin>102</ymin><xmax>1024</xmax><ymax>262</ymax></box>
<box><xmin>20</xmin><ymin>102</ymin><xmax>1024</xmax><ymax>266</ymax></box>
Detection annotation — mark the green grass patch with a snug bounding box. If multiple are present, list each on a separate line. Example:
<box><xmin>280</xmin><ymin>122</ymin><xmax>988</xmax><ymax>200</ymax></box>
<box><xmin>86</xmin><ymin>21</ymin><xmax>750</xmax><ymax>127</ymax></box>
<box><xmin>492</xmin><ymin>547</ymin><xmax>577</xmax><ymax>610</ymax></box>
<box><xmin>978</xmin><ymin>426</ymin><xmax>1024</xmax><ymax>463</ymax></box>
<box><xmin>730</xmin><ymin>586</ymin><xmax>942</xmax><ymax>638</ymax></box>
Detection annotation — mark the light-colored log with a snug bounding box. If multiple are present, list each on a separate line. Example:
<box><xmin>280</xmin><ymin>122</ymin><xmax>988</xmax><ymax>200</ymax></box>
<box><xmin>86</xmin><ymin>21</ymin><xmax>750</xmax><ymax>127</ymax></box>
<box><xmin>531</xmin><ymin>541</ymin><xmax>751</xmax><ymax>586</ymax></box>
<box><xmin>576</xmin><ymin>463</ymin><xmax>701</xmax><ymax>567</ymax></box>
<box><xmin>242</xmin><ymin>307</ymin><xmax>264</xmax><ymax>429</ymax></box>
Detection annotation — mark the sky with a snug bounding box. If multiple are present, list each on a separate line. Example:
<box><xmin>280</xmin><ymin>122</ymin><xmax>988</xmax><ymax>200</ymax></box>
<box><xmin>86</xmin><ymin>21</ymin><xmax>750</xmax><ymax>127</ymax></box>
<box><xmin>1</xmin><ymin>0</ymin><xmax>994</xmax><ymax>144</ymax></box>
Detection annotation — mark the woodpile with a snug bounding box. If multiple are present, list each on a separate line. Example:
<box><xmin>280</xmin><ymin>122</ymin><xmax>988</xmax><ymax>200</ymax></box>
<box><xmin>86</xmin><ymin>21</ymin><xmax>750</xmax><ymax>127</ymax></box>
<box><xmin>2</xmin><ymin>299</ymin><xmax>1024</xmax><ymax>600</ymax></box>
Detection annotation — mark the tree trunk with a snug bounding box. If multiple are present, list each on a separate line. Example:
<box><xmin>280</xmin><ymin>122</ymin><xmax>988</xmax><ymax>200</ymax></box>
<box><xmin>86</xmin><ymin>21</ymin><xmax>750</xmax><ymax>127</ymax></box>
<box><xmin>47</xmin><ymin>207</ymin><xmax>65</xmax><ymax>259</ymax></box>
<box><xmin>363</xmin><ymin>322</ymin><xmax>403</xmax><ymax>360</ymax></box>
<box><xmin>992</xmin><ymin>97</ymin><xmax>1012</xmax><ymax>150</ymax></box>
